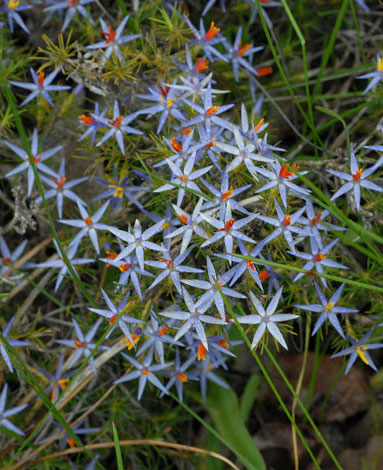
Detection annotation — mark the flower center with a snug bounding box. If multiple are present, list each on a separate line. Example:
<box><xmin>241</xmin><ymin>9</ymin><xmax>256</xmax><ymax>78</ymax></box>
<box><xmin>246</xmin><ymin>260</ymin><xmax>255</xmax><ymax>272</ymax></box>
<box><xmin>177</xmin><ymin>372</ymin><xmax>188</xmax><ymax>382</ymax></box>
<box><xmin>158</xmin><ymin>326</ymin><xmax>168</xmax><ymax>336</ymax></box>
<box><xmin>1</xmin><ymin>257</ymin><xmax>12</xmax><ymax>266</ymax></box>
<box><xmin>352</xmin><ymin>169</ymin><xmax>363</xmax><ymax>181</ymax></box>
<box><xmin>356</xmin><ymin>345</ymin><xmax>369</xmax><ymax>365</ymax></box>
<box><xmin>170</xmin><ymin>137</ymin><xmax>182</xmax><ymax>153</ymax></box>
<box><xmin>74</xmin><ymin>341</ymin><xmax>84</xmax><ymax>348</ymax></box>
<box><xmin>206</xmin><ymin>136</ymin><xmax>216</xmax><ymax>148</ymax></box>
<box><xmin>194</xmin><ymin>57</ymin><xmax>209</xmax><ymax>73</ymax></box>
<box><xmin>141</xmin><ymin>368</ymin><xmax>150</xmax><ymax>376</ymax></box>
<box><xmin>37</xmin><ymin>72</ymin><xmax>45</xmax><ymax>87</ymax></box>
<box><xmin>220</xmin><ymin>218</ymin><xmax>235</xmax><ymax>232</ymax></box>
<box><xmin>206</xmin><ymin>106</ymin><xmax>220</xmax><ymax>116</ymax></box>
<box><xmin>259</xmin><ymin>270</ymin><xmax>269</xmax><ymax>282</ymax></box>
<box><xmin>378</xmin><ymin>58</ymin><xmax>383</xmax><ymax>73</ymax></box>
<box><xmin>310</xmin><ymin>212</ymin><xmax>322</xmax><ymax>226</ymax></box>
<box><xmin>119</xmin><ymin>263</ymin><xmax>131</xmax><ymax>272</ymax></box>
<box><xmin>120</xmin><ymin>333</ymin><xmax>140</xmax><ymax>350</ymax></box>
<box><xmin>216</xmin><ymin>339</ymin><xmax>228</xmax><ymax>349</ymax></box>
<box><xmin>78</xmin><ymin>114</ymin><xmax>93</xmax><ymax>125</ymax></box>
<box><xmin>8</xmin><ymin>0</ymin><xmax>20</xmax><ymax>8</ymax></box>
<box><xmin>181</xmin><ymin>127</ymin><xmax>192</xmax><ymax>135</ymax></box>
<box><xmin>315</xmin><ymin>252</ymin><xmax>328</xmax><ymax>262</ymax></box>
<box><xmin>257</xmin><ymin>67</ymin><xmax>273</xmax><ymax>76</ymax></box>
<box><xmin>177</xmin><ymin>214</ymin><xmax>188</xmax><ymax>224</ymax></box>
<box><xmin>166</xmin><ymin>97</ymin><xmax>176</xmax><ymax>108</ymax></box>
<box><xmin>109</xmin><ymin>315</ymin><xmax>117</xmax><ymax>325</ymax></box>
<box><xmin>324</xmin><ymin>302</ymin><xmax>334</xmax><ymax>312</ymax></box>
<box><xmin>282</xmin><ymin>215</ymin><xmax>291</xmax><ymax>227</ymax></box>
<box><xmin>84</xmin><ymin>217</ymin><xmax>93</xmax><ymax>226</ymax></box>
<box><xmin>52</xmin><ymin>176</ymin><xmax>67</xmax><ymax>190</ymax></box>
<box><xmin>222</xmin><ymin>186</ymin><xmax>234</xmax><ymax>200</ymax></box>
<box><xmin>160</xmin><ymin>258</ymin><xmax>174</xmax><ymax>269</ymax></box>
<box><xmin>102</xmin><ymin>25</ymin><xmax>117</xmax><ymax>44</ymax></box>
<box><xmin>279</xmin><ymin>165</ymin><xmax>293</xmax><ymax>179</ymax></box>
<box><xmin>205</xmin><ymin>22</ymin><xmax>220</xmax><ymax>41</ymax></box>
<box><xmin>236</xmin><ymin>42</ymin><xmax>251</xmax><ymax>56</ymax></box>
<box><xmin>108</xmin><ymin>116</ymin><xmax>123</xmax><ymax>128</ymax></box>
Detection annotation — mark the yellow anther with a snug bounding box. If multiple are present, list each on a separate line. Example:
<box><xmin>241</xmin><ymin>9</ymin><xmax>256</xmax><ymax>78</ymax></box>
<box><xmin>166</xmin><ymin>97</ymin><xmax>176</xmax><ymax>108</ymax></box>
<box><xmin>8</xmin><ymin>0</ymin><xmax>20</xmax><ymax>9</ymax></box>
<box><xmin>356</xmin><ymin>345</ymin><xmax>369</xmax><ymax>365</ymax></box>
<box><xmin>378</xmin><ymin>57</ymin><xmax>383</xmax><ymax>73</ymax></box>
<box><xmin>324</xmin><ymin>302</ymin><xmax>334</xmax><ymax>312</ymax></box>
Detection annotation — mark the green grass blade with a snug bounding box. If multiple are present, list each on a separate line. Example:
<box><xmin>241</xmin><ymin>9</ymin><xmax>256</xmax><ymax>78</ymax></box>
<box><xmin>112</xmin><ymin>421</ymin><xmax>124</xmax><ymax>470</ymax></box>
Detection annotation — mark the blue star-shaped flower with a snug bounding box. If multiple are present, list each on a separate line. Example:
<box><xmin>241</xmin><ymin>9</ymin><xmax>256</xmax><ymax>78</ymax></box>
<box><xmin>9</xmin><ymin>67</ymin><xmax>71</xmax><ymax>107</ymax></box>
<box><xmin>327</xmin><ymin>145</ymin><xmax>383</xmax><ymax>212</ymax></box>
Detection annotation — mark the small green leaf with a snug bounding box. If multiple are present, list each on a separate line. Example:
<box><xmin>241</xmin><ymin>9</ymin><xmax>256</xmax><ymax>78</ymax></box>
<box><xmin>206</xmin><ymin>383</ymin><xmax>266</xmax><ymax>470</ymax></box>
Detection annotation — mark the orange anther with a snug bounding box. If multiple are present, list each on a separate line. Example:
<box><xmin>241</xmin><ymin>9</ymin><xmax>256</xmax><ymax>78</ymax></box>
<box><xmin>197</xmin><ymin>343</ymin><xmax>207</xmax><ymax>360</ymax></box>
<box><xmin>37</xmin><ymin>72</ymin><xmax>45</xmax><ymax>87</ymax></box>
<box><xmin>67</xmin><ymin>438</ymin><xmax>76</xmax><ymax>448</ymax></box>
<box><xmin>1</xmin><ymin>257</ymin><xmax>12</xmax><ymax>266</ymax></box>
<box><xmin>222</xmin><ymin>186</ymin><xmax>234</xmax><ymax>200</ymax></box>
<box><xmin>158</xmin><ymin>326</ymin><xmax>168</xmax><ymax>336</ymax></box>
<box><xmin>58</xmin><ymin>378</ymin><xmax>69</xmax><ymax>390</ymax></box>
<box><xmin>120</xmin><ymin>333</ymin><xmax>140</xmax><ymax>350</ymax></box>
<box><xmin>206</xmin><ymin>136</ymin><xmax>216</xmax><ymax>148</ymax></box>
<box><xmin>216</xmin><ymin>339</ymin><xmax>228</xmax><ymax>349</ymax></box>
<box><xmin>170</xmin><ymin>137</ymin><xmax>183</xmax><ymax>153</ymax></box>
<box><xmin>254</xmin><ymin>118</ymin><xmax>265</xmax><ymax>133</ymax></box>
<box><xmin>279</xmin><ymin>165</ymin><xmax>293</xmax><ymax>179</ymax></box>
<box><xmin>101</xmin><ymin>25</ymin><xmax>117</xmax><ymax>44</ymax></box>
<box><xmin>206</xmin><ymin>106</ymin><xmax>220</xmax><ymax>116</ymax></box>
<box><xmin>52</xmin><ymin>176</ymin><xmax>67</xmax><ymax>189</ymax></box>
<box><xmin>160</xmin><ymin>258</ymin><xmax>174</xmax><ymax>269</ymax></box>
<box><xmin>259</xmin><ymin>270</ymin><xmax>269</xmax><ymax>282</ymax></box>
<box><xmin>177</xmin><ymin>372</ymin><xmax>188</xmax><ymax>382</ymax></box>
<box><xmin>257</xmin><ymin>67</ymin><xmax>273</xmax><ymax>77</ymax></box>
<box><xmin>177</xmin><ymin>214</ymin><xmax>188</xmax><ymax>224</ymax></box>
<box><xmin>205</xmin><ymin>22</ymin><xmax>220</xmax><ymax>41</ymax></box>
<box><xmin>119</xmin><ymin>263</ymin><xmax>131</xmax><ymax>272</ymax></box>
<box><xmin>283</xmin><ymin>215</ymin><xmax>291</xmax><ymax>226</ymax></box>
<box><xmin>181</xmin><ymin>127</ymin><xmax>192</xmax><ymax>135</ymax></box>
<box><xmin>108</xmin><ymin>116</ymin><xmax>123</xmax><ymax>128</ymax></box>
<box><xmin>74</xmin><ymin>341</ymin><xmax>84</xmax><ymax>348</ymax></box>
<box><xmin>246</xmin><ymin>260</ymin><xmax>255</xmax><ymax>272</ymax></box>
<box><xmin>109</xmin><ymin>315</ymin><xmax>117</xmax><ymax>325</ymax></box>
<box><xmin>34</xmin><ymin>156</ymin><xmax>42</xmax><ymax>164</ymax></box>
<box><xmin>310</xmin><ymin>212</ymin><xmax>322</xmax><ymax>226</ymax></box>
<box><xmin>236</xmin><ymin>42</ymin><xmax>251</xmax><ymax>56</ymax></box>
<box><xmin>315</xmin><ymin>252</ymin><xmax>328</xmax><ymax>262</ymax></box>
<box><xmin>84</xmin><ymin>217</ymin><xmax>93</xmax><ymax>226</ymax></box>
<box><xmin>141</xmin><ymin>368</ymin><xmax>150</xmax><ymax>375</ymax></box>
<box><xmin>105</xmin><ymin>251</ymin><xmax>117</xmax><ymax>260</ymax></box>
<box><xmin>352</xmin><ymin>169</ymin><xmax>363</xmax><ymax>181</ymax></box>
<box><xmin>78</xmin><ymin>114</ymin><xmax>94</xmax><ymax>125</ymax></box>
<box><xmin>195</xmin><ymin>57</ymin><xmax>209</xmax><ymax>73</ymax></box>
<box><xmin>220</xmin><ymin>218</ymin><xmax>235</xmax><ymax>232</ymax></box>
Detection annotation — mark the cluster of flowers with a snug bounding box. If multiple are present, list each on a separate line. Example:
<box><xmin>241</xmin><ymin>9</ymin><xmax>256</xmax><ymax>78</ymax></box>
<box><xmin>1</xmin><ymin>0</ymin><xmax>383</xmax><ymax>446</ymax></box>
